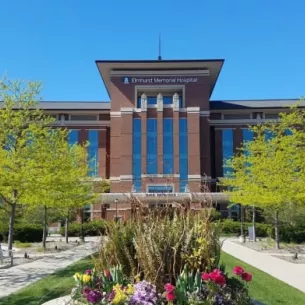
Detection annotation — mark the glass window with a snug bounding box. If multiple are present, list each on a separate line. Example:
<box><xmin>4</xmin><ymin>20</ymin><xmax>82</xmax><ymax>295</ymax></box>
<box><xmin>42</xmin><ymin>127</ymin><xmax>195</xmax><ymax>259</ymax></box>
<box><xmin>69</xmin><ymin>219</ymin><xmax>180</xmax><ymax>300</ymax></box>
<box><xmin>88</xmin><ymin>130</ymin><xmax>99</xmax><ymax>177</ymax></box>
<box><xmin>148</xmin><ymin>96</ymin><xmax>157</xmax><ymax>105</ymax></box>
<box><xmin>179</xmin><ymin>118</ymin><xmax>188</xmax><ymax>192</ymax></box>
<box><xmin>68</xmin><ymin>130</ymin><xmax>78</xmax><ymax>146</ymax></box>
<box><xmin>147</xmin><ymin>185</ymin><xmax>173</xmax><ymax>193</ymax></box>
<box><xmin>163</xmin><ymin>96</ymin><xmax>172</xmax><ymax>104</ymax></box>
<box><xmin>132</xmin><ymin>119</ymin><xmax>142</xmax><ymax>192</ymax></box>
<box><xmin>242</xmin><ymin>129</ymin><xmax>253</xmax><ymax>142</ymax></box>
<box><xmin>222</xmin><ymin>129</ymin><xmax>233</xmax><ymax>177</ymax></box>
<box><xmin>147</xmin><ymin>119</ymin><xmax>158</xmax><ymax>174</ymax></box>
<box><xmin>242</xmin><ymin>129</ymin><xmax>253</xmax><ymax>157</ymax></box>
<box><xmin>70</xmin><ymin>115</ymin><xmax>97</xmax><ymax>121</ymax></box>
<box><xmin>163</xmin><ymin>119</ymin><xmax>174</xmax><ymax>174</ymax></box>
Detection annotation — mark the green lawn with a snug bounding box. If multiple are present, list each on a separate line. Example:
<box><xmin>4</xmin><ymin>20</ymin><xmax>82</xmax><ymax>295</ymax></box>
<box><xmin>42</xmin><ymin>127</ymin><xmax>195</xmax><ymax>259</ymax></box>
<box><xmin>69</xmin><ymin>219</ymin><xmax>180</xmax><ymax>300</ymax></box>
<box><xmin>1</xmin><ymin>253</ymin><xmax>304</xmax><ymax>305</ymax></box>
<box><xmin>221</xmin><ymin>252</ymin><xmax>305</xmax><ymax>305</ymax></box>
<box><xmin>0</xmin><ymin>257</ymin><xmax>93</xmax><ymax>305</ymax></box>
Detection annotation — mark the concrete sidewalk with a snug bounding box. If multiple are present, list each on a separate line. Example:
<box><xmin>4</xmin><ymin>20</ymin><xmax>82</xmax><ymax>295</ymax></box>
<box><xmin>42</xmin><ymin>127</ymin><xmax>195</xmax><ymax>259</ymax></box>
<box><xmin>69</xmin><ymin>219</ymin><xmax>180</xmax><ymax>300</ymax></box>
<box><xmin>0</xmin><ymin>240</ymin><xmax>100</xmax><ymax>299</ymax></box>
<box><xmin>222</xmin><ymin>239</ymin><xmax>305</xmax><ymax>293</ymax></box>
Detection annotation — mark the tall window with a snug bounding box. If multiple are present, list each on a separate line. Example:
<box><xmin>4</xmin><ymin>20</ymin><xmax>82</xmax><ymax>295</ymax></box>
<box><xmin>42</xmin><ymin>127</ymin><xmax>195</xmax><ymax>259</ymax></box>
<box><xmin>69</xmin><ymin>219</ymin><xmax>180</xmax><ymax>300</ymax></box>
<box><xmin>68</xmin><ymin>130</ymin><xmax>78</xmax><ymax>146</ymax></box>
<box><xmin>147</xmin><ymin>119</ymin><xmax>158</xmax><ymax>174</ymax></box>
<box><xmin>179</xmin><ymin>118</ymin><xmax>188</xmax><ymax>192</ymax></box>
<box><xmin>163</xmin><ymin>118</ymin><xmax>174</xmax><ymax>174</ymax></box>
<box><xmin>88</xmin><ymin>130</ymin><xmax>99</xmax><ymax>177</ymax></box>
<box><xmin>242</xmin><ymin>129</ymin><xmax>253</xmax><ymax>157</ymax></box>
<box><xmin>132</xmin><ymin>119</ymin><xmax>142</xmax><ymax>192</ymax></box>
<box><xmin>222</xmin><ymin>129</ymin><xmax>233</xmax><ymax>176</ymax></box>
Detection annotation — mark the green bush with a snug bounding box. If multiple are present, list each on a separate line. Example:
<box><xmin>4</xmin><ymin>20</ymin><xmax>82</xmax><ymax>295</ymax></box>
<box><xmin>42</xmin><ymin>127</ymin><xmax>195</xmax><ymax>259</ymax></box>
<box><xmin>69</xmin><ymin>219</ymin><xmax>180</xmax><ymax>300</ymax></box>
<box><xmin>0</xmin><ymin>224</ymin><xmax>43</xmax><ymax>243</ymax></box>
<box><xmin>60</xmin><ymin>220</ymin><xmax>107</xmax><ymax>237</ymax></box>
<box><xmin>219</xmin><ymin>219</ymin><xmax>271</xmax><ymax>237</ymax></box>
<box><xmin>268</xmin><ymin>224</ymin><xmax>305</xmax><ymax>243</ymax></box>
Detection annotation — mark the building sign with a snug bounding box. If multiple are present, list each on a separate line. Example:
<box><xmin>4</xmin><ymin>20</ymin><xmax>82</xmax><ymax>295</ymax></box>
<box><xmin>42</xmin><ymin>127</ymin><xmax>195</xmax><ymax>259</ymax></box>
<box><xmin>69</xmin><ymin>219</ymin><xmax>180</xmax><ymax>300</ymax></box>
<box><xmin>122</xmin><ymin>76</ymin><xmax>199</xmax><ymax>85</ymax></box>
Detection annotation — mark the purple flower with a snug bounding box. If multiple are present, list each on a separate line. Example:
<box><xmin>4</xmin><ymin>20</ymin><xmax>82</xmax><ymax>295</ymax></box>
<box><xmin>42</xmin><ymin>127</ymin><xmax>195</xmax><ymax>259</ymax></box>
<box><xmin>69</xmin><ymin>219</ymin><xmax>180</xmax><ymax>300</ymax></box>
<box><xmin>87</xmin><ymin>290</ymin><xmax>102</xmax><ymax>304</ymax></box>
<box><xmin>129</xmin><ymin>281</ymin><xmax>157</xmax><ymax>305</ymax></box>
<box><xmin>85</xmin><ymin>269</ymin><xmax>92</xmax><ymax>275</ymax></box>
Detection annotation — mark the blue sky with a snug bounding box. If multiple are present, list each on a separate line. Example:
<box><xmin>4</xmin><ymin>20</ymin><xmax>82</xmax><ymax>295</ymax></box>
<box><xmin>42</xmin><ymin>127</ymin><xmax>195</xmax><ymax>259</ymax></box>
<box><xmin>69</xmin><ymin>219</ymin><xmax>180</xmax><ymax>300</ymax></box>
<box><xmin>1</xmin><ymin>1</ymin><xmax>304</xmax><ymax>101</ymax></box>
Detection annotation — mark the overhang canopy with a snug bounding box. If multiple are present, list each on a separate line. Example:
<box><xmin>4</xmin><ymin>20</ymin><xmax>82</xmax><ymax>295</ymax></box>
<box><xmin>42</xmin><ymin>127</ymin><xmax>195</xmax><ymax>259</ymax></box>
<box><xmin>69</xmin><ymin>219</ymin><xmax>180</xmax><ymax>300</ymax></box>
<box><xmin>96</xmin><ymin>59</ymin><xmax>224</xmax><ymax>98</ymax></box>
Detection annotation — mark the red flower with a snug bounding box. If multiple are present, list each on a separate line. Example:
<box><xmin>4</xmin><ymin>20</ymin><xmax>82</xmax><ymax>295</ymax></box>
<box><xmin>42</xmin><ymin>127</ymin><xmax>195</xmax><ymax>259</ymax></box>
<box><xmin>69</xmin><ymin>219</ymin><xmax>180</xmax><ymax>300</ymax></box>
<box><xmin>241</xmin><ymin>272</ymin><xmax>252</xmax><ymax>282</ymax></box>
<box><xmin>164</xmin><ymin>283</ymin><xmax>175</xmax><ymax>293</ymax></box>
<box><xmin>233</xmin><ymin>266</ymin><xmax>245</xmax><ymax>276</ymax></box>
<box><xmin>166</xmin><ymin>292</ymin><xmax>175</xmax><ymax>301</ymax></box>
<box><xmin>85</xmin><ymin>269</ymin><xmax>92</xmax><ymax>275</ymax></box>
<box><xmin>201</xmin><ymin>272</ymin><xmax>210</xmax><ymax>281</ymax></box>
<box><xmin>209</xmin><ymin>269</ymin><xmax>226</xmax><ymax>286</ymax></box>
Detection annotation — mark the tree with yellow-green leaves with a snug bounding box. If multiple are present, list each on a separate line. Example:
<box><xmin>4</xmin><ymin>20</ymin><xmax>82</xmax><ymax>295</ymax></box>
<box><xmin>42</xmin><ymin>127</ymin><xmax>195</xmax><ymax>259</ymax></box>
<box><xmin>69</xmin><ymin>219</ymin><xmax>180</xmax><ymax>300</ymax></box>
<box><xmin>0</xmin><ymin>78</ymin><xmax>94</xmax><ymax>253</ymax></box>
<box><xmin>220</xmin><ymin>105</ymin><xmax>305</xmax><ymax>249</ymax></box>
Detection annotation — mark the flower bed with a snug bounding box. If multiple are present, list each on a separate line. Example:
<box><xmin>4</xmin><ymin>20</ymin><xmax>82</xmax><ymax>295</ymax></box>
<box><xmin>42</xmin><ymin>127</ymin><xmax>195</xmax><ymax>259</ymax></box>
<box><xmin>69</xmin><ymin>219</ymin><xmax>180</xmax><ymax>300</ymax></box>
<box><xmin>71</xmin><ymin>265</ymin><xmax>253</xmax><ymax>305</ymax></box>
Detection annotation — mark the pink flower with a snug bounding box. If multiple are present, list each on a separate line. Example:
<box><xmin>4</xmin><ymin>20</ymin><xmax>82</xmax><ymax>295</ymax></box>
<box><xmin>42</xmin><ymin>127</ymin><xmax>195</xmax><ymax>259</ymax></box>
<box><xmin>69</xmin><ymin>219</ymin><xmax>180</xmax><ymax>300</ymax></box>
<box><xmin>233</xmin><ymin>266</ymin><xmax>245</xmax><ymax>276</ymax></box>
<box><xmin>201</xmin><ymin>272</ymin><xmax>210</xmax><ymax>281</ymax></box>
<box><xmin>85</xmin><ymin>269</ymin><xmax>92</xmax><ymax>275</ymax></box>
<box><xmin>241</xmin><ymin>272</ymin><xmax>252</xmax><ymax>282</ymax></box>
<box><xmin>209</xmin><ymin>269</ymin><xmax>226</xmax><ymax>286</ymax></box>
<box><xmin>164</xmin><ymin>283</ymin><xmax>175</xmax><ymax>293</ymax></box>
<box><xmin>166</xmin><ymin>292</ymin><xmax>175</xmax><ymax>301</ymax></box>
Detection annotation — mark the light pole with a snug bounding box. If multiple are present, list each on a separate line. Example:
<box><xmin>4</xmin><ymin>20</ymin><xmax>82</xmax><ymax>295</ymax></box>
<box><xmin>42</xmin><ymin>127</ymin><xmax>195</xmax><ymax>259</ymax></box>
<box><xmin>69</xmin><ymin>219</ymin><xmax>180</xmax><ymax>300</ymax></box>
<box><xmin>115</xmin><ymin>198</ymin><xmax>118</xmax><ymax>222</ymax></box>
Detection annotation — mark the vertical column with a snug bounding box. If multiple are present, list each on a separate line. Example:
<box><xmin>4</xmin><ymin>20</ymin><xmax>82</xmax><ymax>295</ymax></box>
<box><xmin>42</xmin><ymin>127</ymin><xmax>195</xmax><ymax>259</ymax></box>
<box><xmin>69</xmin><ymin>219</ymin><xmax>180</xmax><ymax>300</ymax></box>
<box><xmin>157</xmin><ymin>93</ymin><xmax>163</xmax><ymax>174</ymax></box>
<box><xmin>109</xmin><ymin>113</ymin><xmax>121</xmax><ymax>192</ymax></box>
<box><xmin>200</xmin><ymin>114</ymin><xmax>211</xmax><ymax>178</ymax></box>
<box><xmin>187</xmin><ymin>107</ymin><xmax>201</xmax><ymax>192</ymax></box>
<box><xmin>98</xmin><ymin>128</ymin><xmax>107</xmax><ymax>178</ymax></box>
<box><xmin>234</xmin><ymin>128</ymin><xmax>243</xmax><ymax>153</ymax></box>
<box><xmin>77</xmin><ymin>129</ymin><xmax>88</xmax><ymax>222</ymax></box>
<box><xmin>120</xmin><ymin>108</ymin><xmax>133</xmax><ymax>192</ymax></box>
<box><xmin>141</xmin><ymin>95</ymin><xmax>147</xmax><ymax>191</ymax></box>
<box><xmin>173</xmin><ymin>110</ymin><xmax>180</xmax><ymax>193</ymax></box>
<box><xmin>214</xmin><ymin>129</ymin><xmax>223</xmax><ymax>179</ymax></box>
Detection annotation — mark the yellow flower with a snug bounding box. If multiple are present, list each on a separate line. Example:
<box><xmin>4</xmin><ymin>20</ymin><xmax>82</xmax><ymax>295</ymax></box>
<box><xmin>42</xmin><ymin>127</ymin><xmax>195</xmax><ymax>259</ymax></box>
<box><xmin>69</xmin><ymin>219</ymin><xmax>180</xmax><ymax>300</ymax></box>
<box><xmin>125</xmin><ymin>284</ymin><xmax>134</xmax><ymax>295</ymax></box>
<box><xmin>73</xmin><ymin>273</ymin><xmax>82</xmax><ymax>281</ymax></box>
<box><xmin>112</xmin><ymin>284</ymin><xmax>127</xmax><ymax>304</ymax></box>
<box><xmin>82</xmin><ymin>274</ymin><xmax>91</xmax><ymax>283</ymax></box>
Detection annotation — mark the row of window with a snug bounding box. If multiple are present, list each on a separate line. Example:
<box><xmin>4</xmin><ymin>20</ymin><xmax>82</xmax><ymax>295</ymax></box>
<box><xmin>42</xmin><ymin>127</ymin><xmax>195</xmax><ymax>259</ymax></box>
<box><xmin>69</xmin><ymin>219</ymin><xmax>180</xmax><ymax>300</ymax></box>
<box><xmin>68</xmin><ymin>130</ymin><xmax>99</xmax><ymax>177</ymax></box>
<box><xmin>132</xmin><ymin>118</ymin><xmax>188</xmax><ymax>192</ymax></box>
<box><xmin>51</xmin><ymin>114</ymin><xmax>107</xmax><ymax>121</ymax></box>
<box><xmin>221</xmin><ymin>113</ymin><xmax>279</xmax><ymax>120</ymax></box>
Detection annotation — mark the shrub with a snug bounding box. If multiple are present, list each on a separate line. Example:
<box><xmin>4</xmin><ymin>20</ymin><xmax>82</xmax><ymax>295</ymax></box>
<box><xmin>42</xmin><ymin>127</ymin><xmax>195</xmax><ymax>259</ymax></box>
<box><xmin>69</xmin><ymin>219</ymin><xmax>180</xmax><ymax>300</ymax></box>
<box><xmin>0</xmin><ymin>224</ymin><xmax>43</xmax><ymax>243</ymax></box>
<box><xmin>95</xmin><ymin>207</ymin><xmax>221</xmax><ymax>290</ymax></box>
<box><xmin>219</xmin><ymin>219</ymin><xmax>271</xmax><ymax>237</ymax></box>
<box><xmin>14</xmin><ymin>241</ymin><xmax>32</xmax><ymax>248</ymax></box>
<box><xmin>60</xmin><ymin>220</ymin><xmax>107</xmax><ymax>237</ymax></box>
<box><xmin>268</xmin><ymin>224</ymin><xmax>305</xmax><ymax>243</ymax></box>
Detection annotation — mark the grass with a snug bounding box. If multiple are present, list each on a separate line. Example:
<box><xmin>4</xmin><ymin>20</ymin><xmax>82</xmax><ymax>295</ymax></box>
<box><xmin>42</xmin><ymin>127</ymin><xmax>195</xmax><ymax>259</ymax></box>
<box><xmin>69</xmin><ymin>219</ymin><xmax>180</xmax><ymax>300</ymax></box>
<box><xmin>13</xmin><ymin>241</ymin><xmax>32</xmax><ymax>248</ymax></box>
<box><xmin>221</xmin><ymin>252</ymin><xmax>305</xmax><ymax>305</ymax></box>
<box><xmin>0</xmin><ymin>256</ymin><xmax>93</xmax><ymax>305</ymax></box>
<box><xmin>1</xmin><ymin>253</ymin><xmax>304</xmax><ymax>305</ymax></box>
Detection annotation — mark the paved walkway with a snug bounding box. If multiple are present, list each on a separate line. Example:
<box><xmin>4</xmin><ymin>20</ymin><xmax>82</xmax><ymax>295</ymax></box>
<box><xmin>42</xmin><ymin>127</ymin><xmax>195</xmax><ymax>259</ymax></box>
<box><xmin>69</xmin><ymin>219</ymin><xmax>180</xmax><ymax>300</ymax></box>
<box><xmin>0</xmin><ymin>239</ymin><xmax>100</xmax><ymax>299</ymax></box>
<box><xmin>222</xmin><ymin>238</ymin><xmax>305</xmax><ymax>293</ymax></box>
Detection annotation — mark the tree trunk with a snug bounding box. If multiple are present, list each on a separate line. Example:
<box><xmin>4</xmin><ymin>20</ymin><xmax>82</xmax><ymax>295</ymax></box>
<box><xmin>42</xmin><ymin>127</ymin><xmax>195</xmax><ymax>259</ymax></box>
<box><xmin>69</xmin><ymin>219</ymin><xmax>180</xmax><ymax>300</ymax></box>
<box><xmin>240</xmin><ymin>204</ymin><xmax>244</xmax><ymax>238</ymax></box>
<box><xmin>42</xmin><ymin>205</ymin><xmax>48</xmax><ymax>249</ymax></box>
<box><xmin>252</xmin><ymin>206</ymin><xmax>256</xmax><ymax>242</ymax></box>
<box><xmin>65</xmin><ymin>216</ymin><xmax>69</xmax><ymax>244</ymax></box>
<box><xmin>274</xmin><ymin>210</ymin><xmax>280</xmax><ymax>249</ymax></box>
<box><xmin>8</xmin><ymin>202</ymin><xmax>16</xmax><ymax>257</ymax></box>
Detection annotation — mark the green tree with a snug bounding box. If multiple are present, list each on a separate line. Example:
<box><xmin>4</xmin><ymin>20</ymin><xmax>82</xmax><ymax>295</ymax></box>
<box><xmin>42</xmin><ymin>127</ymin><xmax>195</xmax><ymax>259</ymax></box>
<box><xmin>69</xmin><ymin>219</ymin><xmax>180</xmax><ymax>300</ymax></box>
<box><xmin>221</xmin><ymin>105</ymin><xmax>305</xmax><ymax>249</ymax></box>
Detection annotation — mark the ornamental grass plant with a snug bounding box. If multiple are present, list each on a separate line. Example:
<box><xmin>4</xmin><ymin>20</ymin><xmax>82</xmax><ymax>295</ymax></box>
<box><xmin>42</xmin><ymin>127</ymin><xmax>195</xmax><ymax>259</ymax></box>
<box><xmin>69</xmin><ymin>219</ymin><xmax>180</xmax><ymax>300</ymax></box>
<box><xmin>94</xmin><ymin>199</ymin><xmax>221</xmax><ymax>290</ymax></box>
